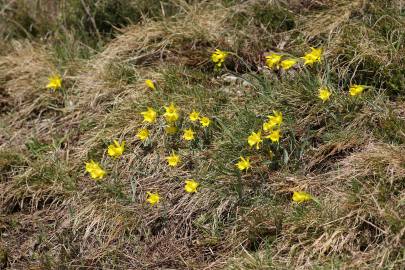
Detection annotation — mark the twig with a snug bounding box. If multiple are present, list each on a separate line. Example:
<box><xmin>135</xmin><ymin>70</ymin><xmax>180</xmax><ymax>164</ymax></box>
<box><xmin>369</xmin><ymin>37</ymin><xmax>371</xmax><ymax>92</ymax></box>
<box><xmin>80</xmin><ymin>0</ymin><xmax>101</xmax><ymax>42</ymax></box>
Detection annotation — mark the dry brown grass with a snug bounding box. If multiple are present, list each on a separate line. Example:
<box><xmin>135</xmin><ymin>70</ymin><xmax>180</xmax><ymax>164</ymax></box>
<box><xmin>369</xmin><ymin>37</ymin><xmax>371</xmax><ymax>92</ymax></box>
<box><xmin>1</xmin><ymin>0</ymin><xmax>404</xmax><ymax>269</ymax></box>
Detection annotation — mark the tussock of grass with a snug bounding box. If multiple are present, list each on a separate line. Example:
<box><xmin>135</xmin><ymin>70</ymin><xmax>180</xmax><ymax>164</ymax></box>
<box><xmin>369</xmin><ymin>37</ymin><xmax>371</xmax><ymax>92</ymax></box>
<box><xmin>1</xmin><ymin>0</ymin><xmax>404</xmax><ymax>269</ymax></box>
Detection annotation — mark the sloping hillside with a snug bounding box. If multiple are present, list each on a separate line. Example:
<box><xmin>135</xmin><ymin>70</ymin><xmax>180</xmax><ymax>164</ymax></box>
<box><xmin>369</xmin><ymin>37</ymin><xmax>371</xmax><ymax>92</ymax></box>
<box><xmin>0</xmin><ymin>0</ymin><xmax>404</xmax><ymax>269</ymax></box>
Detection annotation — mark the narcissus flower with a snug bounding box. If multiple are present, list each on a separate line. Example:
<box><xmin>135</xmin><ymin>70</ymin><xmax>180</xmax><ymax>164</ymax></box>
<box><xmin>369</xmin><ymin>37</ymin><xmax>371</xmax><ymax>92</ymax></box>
<box><xmin>183</xmin><ymin>128</ymin><xmax>195</xmax><ymax>141</ymax></box>
<box><xmin>164</xmin><ymin>103</ymin><xmax>179</xmax><ymax>123</ymax></box>
<box><xmin>145</xmin><ymin>79</ymin><xmax>155</xmax><ymax>90</ymax></box>
<box><xmin>200</xmin><ymin>116</ymin><xmax>211</xmax><ymax>128</ymax></box>
<box><xmin>263</xmin><ymin>121</ymin><xmax>276</xmax><ymax>132</ymax></box>
<box><xmin>349</xmin><ymin>84</ymin><xmax>365</xmax><ymax>96</ymax></box>
<box><xmin>236</xmin><ymin>156</ymin><xmax>250</xmax><ymax>171</ymax></box>
<box><xmin>184</xmin><ymin>179</ymin><xmax>199</xmax><ymax>193</ymax></box>
<box><xmin>165</xmin><ymin>125</ymin><xmax>177</xmax><ymax>135</ymax></box>
<box><xmin>107</xmin><ymin>140</ymin><xmax>125</xmax><ymax>158</ymax></box>
<box><xmin>270</xmin><ymin>110</ymin><xmax>283</xmax><ymax>125</ymax></box>
<box><xmin>318</xmin><ymin>87</ymin><xmax>331</xmax><ymax>102</ymax></box>
<box><xmin>280</xmin><ymin>59</ymin><xmax>297</xmax><ymax>70</ymax></box>
<box><xmin>248</xmin><ymin>131</ymin><xmax>263</xmax><ymax>149</ymax></box>
<box><xmin>136</xmin><ymin>128</ymin><xmax>149</xmax><ymax>141</ymax></box>
<box><xmin>141</xmin><ymin>107</ymin><xmax>157</xmax><ymax>123</ymax></box>
<box><xmin>265</xmin><ymin>53</ymin><xmax>282</xmax><ymax>69</ymax></box>
<box><xmin>146</xmin><ymin>192</ymin><xmax>160</xmax><ymax>206</ymax></box>
<box><xmin>263</xmin><ymin>110</ymin><xmax>283</xmax><ymax>131</ymax></box>
<box><xmin>189</xmin><ymin>110</ymin><xmax>200</xmax><ymax>122</ymax></box>
<box><xmin>85</xmin><ymin>160</ymin><xmax>106</xmax><ymax>180</ymax></box>
<box><xmin>211</xmin><ymin>49</ymin><xmax>228</xmax><ymax>68</ymax></box>
<box><xmin>266</xmin><ymin>129</ymin><xmax>281</xmax><ymax>143</ymax></box>
<box><xmin>292</xmin><ymin>191</ymin><xmax>313</xmax><ymax>203</ymax></box>
<box><xmin>302</xmin><ymin>47</ymin><xmax>322</xmax><ymax>65</ymax></box>
<box><xmin>166</xmin><ymin>151</ymin><xmax>180</xmax><ymax>167</ymax></box>
<box><xmin>46</xmin><ymin>74</ymin><xmax>62</xmax><ymax>90</ymax></box>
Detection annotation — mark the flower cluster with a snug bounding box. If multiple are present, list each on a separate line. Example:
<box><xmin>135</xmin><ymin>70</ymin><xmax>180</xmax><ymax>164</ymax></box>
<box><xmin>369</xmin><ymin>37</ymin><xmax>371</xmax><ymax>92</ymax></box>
<box><xmin>209</xmin><ymin>48</ymin><xmax>366</xmax><ymax>101</ymax></box>
<box><xmin>264</xmin><ymin>47</ymin><xmax>322</xmax><ymax>71</ymax></box>
<box><xmin>48</xmin><ymin>45</ymin><xmax>375</xmax><ymax>208</ymax></box>
<box><xmin>238</xmin><ymin>110</ymin><xmax>283</xmax><ymax>173</ymax></box>
<box><xmin>84</xmin><ymin>139</ymin><xmax>126</xmax><ymax>181</ymax></box>
<box><xmin>81</xmin><ymin>92</ymin><xmax>212</xmax><ymax>206</ymax></box>
<box><xmin>246</xmin><ymin>110</ymin><xmax>283</xmax><ymax>152</ymax></box>
<box><xmin>140</xmin><ymin>103</ymin><xmax>212</xmax><ymax>205</ymax></box>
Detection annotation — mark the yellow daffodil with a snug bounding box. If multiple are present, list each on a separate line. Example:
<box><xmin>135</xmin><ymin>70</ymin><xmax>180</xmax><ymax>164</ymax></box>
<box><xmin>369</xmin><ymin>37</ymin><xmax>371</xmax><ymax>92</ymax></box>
<box><xmin>292</xmin><ymin>191</ymin><xmax>313</xmax><ymax>203</ymax></box>
<box><xmin>200</xmin><ymin>116</ymin><xmax>211</xmax><ymax>128</ymax></box>
<box><xmin>165</xmin><ymin>125</ymin><xmax>177</xmax><ymax>135</ymax></box>
<box><xmin>166</xmin><ymin>151</ymin><xmax>180</xmax><ymax>167</ymax></box>
<box><xmin>318</xmin><ymin>87</ymin><xmax>331</xmax><ymax>102</ymax></box>
<box><xmin>136</xmin><ymin>128</ymin><xmax>149</xmax><ymax>141</ymax></box>
<box><xmin>263</xmin><ymin>110</ymin><xmax>283</xmax><ymax>131</ymax></box>
<box><xmin>107</xmin><ymin>140</ymin><xmax>125</xmax><ymax>158</ymax></box>
<box><xmin>46</xmin><ymin>74</ymin><xmax>62</xmax><ymax>90</ymax></box>
<box><xmin>85</xmin><ymin>160</ymin><xmax>106</xmax><ymax>180</ymax></box>
<box><xmin>263</xmin><ymin>121</ymin><xmax>276</xmax><ymax>132</ymax></box>
<box><xmin>265</xmin><ymin>53</ymin><xmax>282</xmax><ymax>69</ymax></box>
<box><xmin>280</xmin><ymin>59</ymin><xmax>297</xmax><ymax>70</ymax></box>
<box><xmin>146</xmin><ymin>192</ymin><xmax>160</xmax><ymax>206</ymax></box>
<box><xmin>266</xmin><ymin>129</ymin><xmax>281</xmax><ymax>143</ymax></box>
<box><xmin>236</xmin><ymin>156</ymin><xmax>250</xmax><ymax>171</ymax></box>
<box><xmin>184</xmin><ymin>179</ymin><xmax>199</xmax><ymax>193</ymax></box>
<box><xmin>183</xmin><ymin>128</ymin><xmax>195</xmax><ymax>141</ymax></box>
<box><xmin>145</xmin><ymin>79</ymin><xmax>155</xmax><ymax>90</ymax></box>
<box><xmin>302</xmin><ymin>47</ymin><xmax>323</xmax><ymax>65</ymax></box>
<box><xmin>248</xmin><ymin>131</ymin><xmax>263</xmax><ymax>150</ymax></box>
<box><xmin>271</xmin><ymin>110</ymin><xmax>283</xmax><ymax>125</ymax></box>
<box><xmin>189</xmin><ymin>110</ymin><xmax>200</xmax><ymax>122</ymax></box>
<box><xmin>349</xmin><ymin>84</ymin><xmax>365</xmax><ymax>96</ymax></box>
<box><xmin>211</xmin><ymin>49</ymin><xmax>228</xmax><ymax>68</ymax></box>
<box><xmin>164</xmin><ymin>103</ymin><xmax>179</xmax><ymax>123</ymax></box>
<box><xmin>141</xmin><ymin>107</ymin><xmax>157</xmax><ymax>123</ymax></box>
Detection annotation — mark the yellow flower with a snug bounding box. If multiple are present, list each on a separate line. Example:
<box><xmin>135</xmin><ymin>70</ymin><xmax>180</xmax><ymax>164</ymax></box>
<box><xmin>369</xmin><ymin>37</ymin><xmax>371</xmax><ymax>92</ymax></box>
<box><xmin>265</xmin><ymin>53</ymin><xmax>282</xmax><ymax>69</ymax></box>
<box><xmin>136</xmin><ymin>128</ymin><xmax>149</xmax><ymax>141</ymax></box>
<box><xmin>184</xmin><ymin>179</ymin><xmax>199</xmax><ymax>193</ymax></box>
<box><xmin>248</xmin><ymin>131</ymin><xmax>263</xmax><ymax>150</ymax></box>
<box><xmin>200</xmin><ymin>116</ymin><xmax>211</xmax><ymax>128</ymax></box>
<box><xmin>107</xmin><ymin>140</ymin><xmax>125</xmax><ymax>158</ymax></box>
<box><xmin>145</xmin><ymin>79</ymin><xmax>155</xmax><ymax>90</ymax></box>
<box><xmin>189</xmin><ymin>110</ymin><xmax>200</xmax><ymax>122</ymax></box>
<box><xmin>146</xmin><ymin>192</ymin><xmax>160</xmax><ymax>206</ymax></box>
<box><xmin>164</xmin><ymin>103</ymin><xmax>179</xmax><ymax>123</ymax></box>
<box><xmin>349</xmin><ymin>84</ymin><xmax>365</xmax><ymax>96</ymax></box>
<box><xmin>263</xmin><ymin>121</ymin><xmax>276</xmax><ymax>132</ymax></box>
<box><xmin>165</xmin><ymin>125</ymin><xmax>177</xmax><ymax>135</ymax></box>
<box><xmin>265</xmin><ymin>129</ymin><xmax>281</xmax><ymax>143</ymax></box>
<box><xmin>302</xmin><ymin>47</ymin><xmax>323</xmax><ymax>65</ymax></box>
<box><xmin>263</xmin><ymin>110</ymin><xmax>283</xmax><ymax>131</ymax></box>
<box><xmin>271</xmin><ymin>110</ymin><xmax>283</xmax><ymax>125</ymax></box>
<box><xmin>46</xmin><ymin>74</ymin><xmax>62</xmax><ymax>90</ymax></box>
<box><xmin>280</xmin><ymin>59</ymin><xmax>297</xmax><ymax>70</ymax></box>
<box><xmin>211</xmin><ymin>49</ymin><xmax>228</xmax><ymax>68</ymax></box>
<box><xmin>236</xmin><ymin>156</ymin><xmax>250</xmax><ymax>171</ymax></box>
<box><xmin>318</xmin><ymin>87</ymin><xmax>331</xmax><ymax>102</ymax></box>
<box><xmin>141</xmin><ymin>107</ymin><xmax>157</xmax><ymax>123</ymax></box>
<box><xmin>166</xmin><ymin>151</ymin><xmax>180</xmax><ymax>167</ymax></box>
<box><xmin>183</xmin><ymin>128</ymin><xmax>195</xmax><ymax>141</ymax></box>
<box><xmin>85</xmin><ymin>160</ymin><xmax>106</xmax><ymax>180</ymax></box>
<box><xmin>292</xmin><ymin>191</ymin><xmax>313</xmax><ymax>203</ymax></box>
